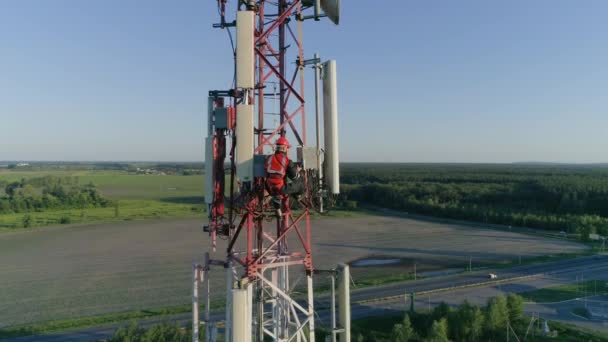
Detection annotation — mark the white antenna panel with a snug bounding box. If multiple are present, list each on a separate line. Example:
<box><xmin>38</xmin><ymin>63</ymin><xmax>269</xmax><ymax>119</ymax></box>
<box><xmin>204</xmin><ymin>137</ymin><xmax>214</xmax><ymax>205</ymax></box>
<box><xmin>236</xmin><ymin>104</ymin><xmax>254</xmax><ymax>182</ymax></box>
<box><xmin>323</xmin><ymin>60</ymin><xmax>340</xmax><ymax>194</ymax></box>
<box><xmin>236</xmin><ymin>11</ymin><xmax>255</xmax><ymax>89</ymax></box>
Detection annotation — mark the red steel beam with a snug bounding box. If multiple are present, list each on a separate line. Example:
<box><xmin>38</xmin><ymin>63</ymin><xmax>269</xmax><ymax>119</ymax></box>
<box><xmin>252</xmin><ymin>211</ymin><xmax>307</xmax><ymax>265</ymax></box>
<box><xmin>255</xmin><ymin>105</ymin><xmax>303</xmax><ymax>153</ymax></box>
<box><xmin>255</xmin><ymin>48</ymin><xmax>305</xmax><ymax>104</ymax></box>
<box><xmin>255</xmin><ymin>0</ymin><xmax>299</xmax><ymax>46</ymax></box>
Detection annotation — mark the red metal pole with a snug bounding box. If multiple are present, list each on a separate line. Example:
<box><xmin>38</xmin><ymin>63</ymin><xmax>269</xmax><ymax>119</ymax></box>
<box><xmin>257</xmin><ymin>1</ymin><xmax>265</xmax><ymax>148</ymax></box>
<box><xmin>279</xmin><ymin>0</ymin><xmax>286</xmax><ymax>137</ymax></box>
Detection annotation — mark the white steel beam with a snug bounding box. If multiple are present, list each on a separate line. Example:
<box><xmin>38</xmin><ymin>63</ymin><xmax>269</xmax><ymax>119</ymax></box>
<box><xmin>337</xmin><ymin>264</ymin><xmax>350</xmax><ymax>342</ymax></box>
<box><xmin>225</xmin><ymin>261</ymin><xmax>233</xmax><ymax>342</ymax></box>
<box><xmin>231</xmin><ymin>288</ymin><xmax>252</xmax><ymax>342</ymax></box>
<box><xmin>192</xmin><ymin>264</ymin><xmax>200</xmax><ymax>342</ymax></box>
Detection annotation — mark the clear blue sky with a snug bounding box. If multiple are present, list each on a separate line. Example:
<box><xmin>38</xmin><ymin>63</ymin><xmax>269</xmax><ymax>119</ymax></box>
<box><xmin>1</xmin><ymin>0</ymin><xmax>607</xmax><ymax>163</ymax></box>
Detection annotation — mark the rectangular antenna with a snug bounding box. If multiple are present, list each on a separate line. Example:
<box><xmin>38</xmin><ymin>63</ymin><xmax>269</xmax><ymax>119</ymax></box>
<box><xmin>236</xmin><ymin>11</ymin><xmax>254</xmax><ymax>88</ymax></box>
<box><xmin>323</xmin><ymin>60</ymin><xmax>340</xmax><ymax>194</ymax></box>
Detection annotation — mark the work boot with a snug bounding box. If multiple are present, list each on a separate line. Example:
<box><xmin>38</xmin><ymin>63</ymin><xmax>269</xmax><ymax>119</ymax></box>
<box><xmin>271</xmin><ymin>196</ymin><xmax>281</xmax><ymax>209</ymax></box>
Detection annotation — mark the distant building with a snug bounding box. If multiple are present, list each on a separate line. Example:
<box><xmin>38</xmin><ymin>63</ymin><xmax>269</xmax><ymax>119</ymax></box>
<box><xmin>589</xmin><ymin>233</ymin><xmax>602</xmax><ymax>241</ymax></box>
<box><xmin>134</xmin><ymin>167</ymin><xmax>165</xmax><ymax>175</ymax></box>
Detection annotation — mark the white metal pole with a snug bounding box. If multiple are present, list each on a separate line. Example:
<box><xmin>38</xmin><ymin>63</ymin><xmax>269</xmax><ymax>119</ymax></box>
<box><xmin>271</xmin><ymin>268</ymin><xmax>279</xmax><ymax>340</ymax></box>
<box><xmin>331</xmin><ymin>273</ymin><xmax>336</xmax><ymax>342</ymax></box>
<box><xmin>279</xmin><ymin>264</ymin><xmax>286</xmax><ymax>339</ymax></box>
<box><xmin>338</xmin><ymin>264</ymin><xmax>350</xmax><ymax>342</ymax></box>
<box><xmin>231</xmin><ymin>288</ymin><xmax>252</xmax><ymax>342</ymax></box>
<box><xmin>286</xmin><ymin>265</ymin><xmax>291</xmax><ymax>339</ymax></box>
<box><xmin>193</xmin><ymin>264</ymin><xmax>199</xmax><ymax>342</ymax></box>
<box><xmin>246</xmin><ymin>283</ymin><xmax>253</xmax><ymax>341</ymax></box>
<box><xmin>308</xmin><ymin>274</ymin><xmax>316</xmax><ymax>342</ymax></box>
<box><xmin>225</xmin><ymin>261</ymin><xmax>233</xmax><ymax>342</ymax></box>
<box><xmin>203</xmin><ymin>254</ymin><xmax>211</xmax><ymax>342</ymax></box>
<box><xmin>314</xmin><ymin>53</ymin><xmax>323</xmax><ymax>213</ymax></box>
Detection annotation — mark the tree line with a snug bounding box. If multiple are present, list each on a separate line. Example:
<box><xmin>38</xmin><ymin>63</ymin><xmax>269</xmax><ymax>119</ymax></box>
<box><xmin>0</xmin><ymin>176</ymin><xmax>110</xmax><ymax>214</ymax></box>
<box><xmin>340</xmin><ymin>164</ymin><xmax>608</xmax><ymax>237</ymax></box>
<box><xmin>354</xmin><ymin>294</ymin><xmax>527</xmax><ymax>341</ymax></box>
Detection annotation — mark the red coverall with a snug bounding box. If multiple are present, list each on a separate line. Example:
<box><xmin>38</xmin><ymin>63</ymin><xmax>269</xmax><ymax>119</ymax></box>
<box><xmin>265</xmin><ymin>152</ymin><xmax>300</xmax><ymax>195</ymax></box>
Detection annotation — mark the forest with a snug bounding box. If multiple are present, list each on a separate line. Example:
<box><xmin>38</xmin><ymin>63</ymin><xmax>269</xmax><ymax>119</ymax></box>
<box><xmin>340</xmin><ymin>164</ymin><xmax>608</xmax><ymax>237</ymax></box>
<box><xmin>360</xmin><ymin>294</ymin><xmax>524</xmax><ymax>341</ymax></box>
<box><xmin>0</xmin><ymin>176</ymin><xmax>110</xmax><ymax>214</ymax></box>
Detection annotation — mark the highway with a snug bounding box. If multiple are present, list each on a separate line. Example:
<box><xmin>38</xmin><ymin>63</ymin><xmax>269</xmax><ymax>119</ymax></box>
<box><xmin>4</xmin><ymin>255</ymin><xmax>608</xmax><ymax>341</ymax></box>
<box><xmin>347</xmin><ymin>254</ymin><xmax>608</xmax><ymax>304</ymax></box>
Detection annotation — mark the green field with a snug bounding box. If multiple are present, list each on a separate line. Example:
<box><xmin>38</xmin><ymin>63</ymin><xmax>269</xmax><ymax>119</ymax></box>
<box><xmin>520</xmin><ymin>280</ymin><xmax>608</xmax><ymax>303</ymax></box>
<box><xmin>0</xmin><ymin>170</ymin><xmax>206</xmax><ymax>229</ymax></box>
<box><xmin>0</xmin><ymin>170</ymin><xmax>204</xmax><ymax>200</ymax></box>
<box><xmin>78</xmin><ymin>172</ymin><xmax>204</xmax><ymax>200</ymax></box>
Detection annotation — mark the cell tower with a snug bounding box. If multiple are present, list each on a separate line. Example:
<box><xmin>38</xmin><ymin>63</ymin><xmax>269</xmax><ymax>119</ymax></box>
<box><xmin>193</xmin><ymin>1</ymin><xmax>347</xmax><ymax>342</ymax></box>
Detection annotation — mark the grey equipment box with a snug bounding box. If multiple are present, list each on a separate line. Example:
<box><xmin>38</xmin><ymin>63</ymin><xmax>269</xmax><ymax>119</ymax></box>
<box><xmin>254</xmin><ymin>154</ymin><xmax>268</xmax><ymax>177</ymax></box>
<box><xmin>214</xmin><ymin>107</ymin><xmax>229</xmax><ymax>129</ymax></box>
<box><xmin>297</xmin><ymin>146</ymin><xmax>319</xmax><ymax>170</ymax></box>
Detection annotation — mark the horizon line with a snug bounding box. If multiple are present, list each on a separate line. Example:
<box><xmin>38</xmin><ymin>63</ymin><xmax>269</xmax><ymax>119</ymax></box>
<box><xmin>1</xmin><ymin>160</ymin><xmax>607</xmax><ymax>165</ymax></box>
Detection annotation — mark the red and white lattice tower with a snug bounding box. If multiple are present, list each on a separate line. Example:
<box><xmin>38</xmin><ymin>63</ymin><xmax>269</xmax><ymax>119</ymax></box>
<box><xmin>194</xmin><ymin>1</ymin><xmax>341</xmax><ymax>341</ymax></box>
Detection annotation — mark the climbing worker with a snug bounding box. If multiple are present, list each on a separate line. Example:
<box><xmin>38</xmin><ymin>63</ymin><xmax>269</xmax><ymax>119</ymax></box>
<box><xmin>265</xmin><ymin>136</ymin><xmax>303</xmax><ymax>216</ymax></box>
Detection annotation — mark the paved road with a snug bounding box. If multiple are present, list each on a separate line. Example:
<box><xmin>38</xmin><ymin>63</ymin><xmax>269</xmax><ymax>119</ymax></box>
<box><xmin>347</xmin><ymin>254</ymin><xmax>608</xmax><ymax>303</ymax></box>
<box><xmin>4</xmin><ymin>255</ymin><xmax>607</xmax><ymax>342</ymax></box>
<box><xmin>364</xmin><ymin>255</ymin><xmax>608</xmax><ymax>333</ymax></box>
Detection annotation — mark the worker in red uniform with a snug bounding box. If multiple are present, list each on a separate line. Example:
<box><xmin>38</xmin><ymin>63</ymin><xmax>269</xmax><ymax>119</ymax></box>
<box><xmin>265</xmin><ymin>136</ymin><xmax>303</xmax><ymax>216</ymax></box>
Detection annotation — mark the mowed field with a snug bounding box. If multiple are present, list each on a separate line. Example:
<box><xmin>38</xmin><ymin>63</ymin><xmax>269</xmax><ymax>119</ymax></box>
<box><xmin>0</xmin><ymin>215</ymin><xmax>587</xmax><ymax>327</ymax></box>
<box><xmin>0</xmin><ymin>170</ymin><xmax>205</xmax><ymax>200</ymax></box>
<box><xmin>0</xmin><ymin>171</ymin><xmax>205</xmax><ymax>229</ymax></box>
<box><xmin>78</xmin><ymin>172</ymin><xmax>204</xmax><ymax>200</ymax></box>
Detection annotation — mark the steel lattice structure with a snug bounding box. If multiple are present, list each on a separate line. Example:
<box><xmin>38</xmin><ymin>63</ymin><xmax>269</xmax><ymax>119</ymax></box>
<box><xmin>197</xmin><ymin>1</ymin><xmax>335</xmax><ymax>341</ymax></box>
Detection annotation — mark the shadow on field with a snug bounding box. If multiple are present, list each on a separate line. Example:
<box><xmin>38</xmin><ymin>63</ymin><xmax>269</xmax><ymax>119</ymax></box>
<box><xmin>159</xmin><ymin>196</ymin><xmax>205</xmax><ymax>204</ymax></box>
<box><xmin>0</xmin><ymin>326</ymin><xmax>37</xmax><ymax>339</ymax></box>
<box><xmin>497</xmin><ymin>282</ymin><xmax>539</xmax><ymax>294</ymax></box>
<box><xmin>350</xmin><ymin>303</ymin><xmax>404</xmax><ymax>319</ymax></box>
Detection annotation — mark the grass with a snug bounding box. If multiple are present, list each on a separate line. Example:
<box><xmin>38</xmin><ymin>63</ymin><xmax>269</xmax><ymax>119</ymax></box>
<box><xmin>0</xmin><ymin>199</ymin><xmax>204</xmax><ymax>231</ymax></box>
<box><xmin>491</xmin><ymin>251</ymin><xmax>594</xmax><ymax>270</ymax></box>
<box><xmin>0</xmin><ymin>299</ymin><xmax>231</xmax><ymax>340</ymax></box>
<box><xmin>520</xmin><ymin>280</ymin><xmax>608</xmax><ymax>303</ymax></box>
<box><xmin>0</xmin><ymin>170</ymin><xmax>89</xmax><ymax>183</ymax></box>
<box><xmin>78</xmin><ymin>172</ymin><xmax>204</xmax><ymax>200</ymax></box>
<box><xmin>353</xmin><ymin>273</ymin><xmax>415</xmax><ymax>288</ymax></box>
<box><xmin>572</xmin><ymin>307</ymin><xmax>592</xmax><ymax>319</ymax></box>
<box><xmin>0</xmin><ymin>170</ymin><xmax>206</xmax><ymax>230</ymax></box>
<box><xmin>315</xmin><ymin>208</ymin><xmax>375</xmax><ymax>219</ymax></box>
<box><xmin>0</xmin><ymin>304</ymin><xmax>401</xmax><ymax>341</ymax></box>
<box><xmin>0</xmin><ymin>305</ymin><xmax>191</xmax><ymax>339</ymax></box>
